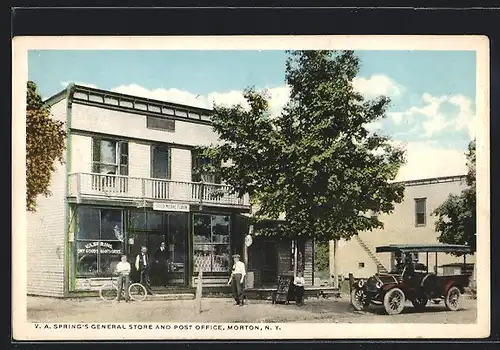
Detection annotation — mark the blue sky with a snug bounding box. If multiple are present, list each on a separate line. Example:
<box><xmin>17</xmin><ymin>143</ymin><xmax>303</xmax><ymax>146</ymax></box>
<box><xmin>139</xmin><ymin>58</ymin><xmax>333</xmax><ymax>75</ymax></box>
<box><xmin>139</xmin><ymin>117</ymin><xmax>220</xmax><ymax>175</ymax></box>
<box><xmin>28</xmin><ymin>50</ymin><xmax>477</xmax><ymax>181</ymax></box>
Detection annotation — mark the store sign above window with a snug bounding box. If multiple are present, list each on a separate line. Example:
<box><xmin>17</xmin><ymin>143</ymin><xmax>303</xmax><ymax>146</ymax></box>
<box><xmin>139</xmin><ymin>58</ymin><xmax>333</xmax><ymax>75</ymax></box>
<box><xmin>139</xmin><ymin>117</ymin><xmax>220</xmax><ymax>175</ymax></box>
<box><xmin>153</xmin><ymin>202</ymin><xmax>190</xmax><ymax>212</ymax></box>
<box><xmin>77</xmin><ymin>241</ymin><xmax>121</xmax><ymax>255</ymax></box>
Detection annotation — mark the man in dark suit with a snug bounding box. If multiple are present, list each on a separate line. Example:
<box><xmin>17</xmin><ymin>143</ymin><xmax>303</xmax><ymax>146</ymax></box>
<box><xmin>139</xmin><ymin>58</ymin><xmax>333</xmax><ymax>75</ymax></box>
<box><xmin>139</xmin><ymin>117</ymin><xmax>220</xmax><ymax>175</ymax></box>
<box><xmin>154</xmin><ymin>242</ymin><xmax>170</xmax><ymax>286</ymax></box>
<box><xmin>135</xmin><ymin>246</ymin><xmax>153</xmax><ymax>295</ymax></box>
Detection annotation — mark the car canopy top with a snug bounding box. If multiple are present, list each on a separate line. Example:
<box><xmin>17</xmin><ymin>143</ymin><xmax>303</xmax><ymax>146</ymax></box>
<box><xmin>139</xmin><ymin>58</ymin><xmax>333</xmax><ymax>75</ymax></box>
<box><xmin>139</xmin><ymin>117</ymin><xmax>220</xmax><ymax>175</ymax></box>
<box><xmin>375</xmin><ymin>244</ymin><xmax>472</xmax><ymax>254</ymax></box>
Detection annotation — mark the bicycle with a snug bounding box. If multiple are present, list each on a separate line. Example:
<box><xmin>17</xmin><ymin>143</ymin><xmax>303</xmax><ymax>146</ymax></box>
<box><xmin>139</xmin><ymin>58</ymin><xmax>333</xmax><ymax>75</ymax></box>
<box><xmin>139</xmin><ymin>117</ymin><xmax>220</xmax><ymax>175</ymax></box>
<box><xmin>98</xmin><ymin>275</ymin><xmax>148</xmax><ymax>302</ymax></box>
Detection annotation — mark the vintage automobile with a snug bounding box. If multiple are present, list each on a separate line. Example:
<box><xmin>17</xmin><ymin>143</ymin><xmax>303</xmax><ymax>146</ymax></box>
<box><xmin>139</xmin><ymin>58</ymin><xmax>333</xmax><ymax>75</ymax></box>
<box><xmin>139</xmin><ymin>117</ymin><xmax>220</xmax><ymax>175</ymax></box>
<box><xmin>350</xmin><ymin>243</ymin><xmax>473</xmax><ymax>315</ymax></box>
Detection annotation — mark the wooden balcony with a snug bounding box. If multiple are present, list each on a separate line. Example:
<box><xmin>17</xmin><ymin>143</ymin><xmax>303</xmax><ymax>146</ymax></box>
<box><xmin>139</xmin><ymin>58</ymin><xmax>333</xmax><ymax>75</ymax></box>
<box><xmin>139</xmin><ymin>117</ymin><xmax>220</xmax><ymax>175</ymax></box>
<box><xmin>68</xmin><ymin>173</ymin><xmax>251</xmax><ymax>209</ymax></box>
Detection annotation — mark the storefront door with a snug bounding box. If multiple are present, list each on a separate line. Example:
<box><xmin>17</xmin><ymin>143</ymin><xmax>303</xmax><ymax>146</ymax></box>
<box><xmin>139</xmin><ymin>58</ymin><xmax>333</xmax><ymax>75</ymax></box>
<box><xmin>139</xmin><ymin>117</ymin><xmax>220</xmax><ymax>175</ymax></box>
<box><xmin>261</xmin><ymin>240</ymin><xmax>278</xmax><ymax>285</ymax></box>
<box><xmin>128</xmin><ymin>210</ymin><xmax>188</xmax><ymax>286</ymax></box>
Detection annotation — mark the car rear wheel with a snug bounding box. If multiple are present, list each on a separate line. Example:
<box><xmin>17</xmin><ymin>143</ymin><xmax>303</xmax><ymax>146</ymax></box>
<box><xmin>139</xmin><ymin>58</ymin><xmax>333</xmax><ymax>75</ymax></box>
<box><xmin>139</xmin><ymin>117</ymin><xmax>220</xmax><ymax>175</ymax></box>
<box><xmin>351</xmin><ymin>288</ymin><xmax>367</xmax><ymax>311</ymax></box>
<box><xmin>383</xmin><ymin>288</ymin><xmax>406</xmax><ymax>315</ymax></box>
<box><xmin>411</xmin><ymin>296</ymin><xmax>428</xmax><ymax>311</ymax></box>
<box><xmin>445</xmin><ymin>286</ymin><xmax>461</xmax><ymax>311</ymax></box>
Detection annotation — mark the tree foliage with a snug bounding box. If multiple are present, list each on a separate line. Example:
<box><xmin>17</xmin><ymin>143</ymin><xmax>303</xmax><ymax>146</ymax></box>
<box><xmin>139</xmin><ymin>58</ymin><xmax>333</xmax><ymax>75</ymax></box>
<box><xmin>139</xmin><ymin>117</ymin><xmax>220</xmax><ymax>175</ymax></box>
<box><xmin>26</xmin><ymin>81</ymin><xmax>66</xmax><ymax>211</ymax></box>
<box><xmin>433</xmin><ymin>140</ymin><xmax>476</xmax><ymax>254</ymax></box>
<box><xmin>197</xmin><ymin>50</ymin><xmax>406</xmax><ymax>241</ymax></box>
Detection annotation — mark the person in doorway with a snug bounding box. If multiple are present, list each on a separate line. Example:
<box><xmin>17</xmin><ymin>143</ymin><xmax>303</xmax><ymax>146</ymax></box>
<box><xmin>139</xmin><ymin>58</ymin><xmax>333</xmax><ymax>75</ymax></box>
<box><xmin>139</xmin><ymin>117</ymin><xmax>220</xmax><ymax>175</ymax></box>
<box><xmin>154</xmin><ymin>242</ymin><xmax>170</xmax><ymax>286</ymax></box>
<box><xmin>135</xmin><ymin>246</ymin><xmax>153</xmax><ymax>295</ymax></box>
<box><xmin>115</xmin><ymin>254</ymin><xmax>131</xmax><ymax>303</ymax></box>
<box><xmin>228</xmin><ymin>254</ymin><xmax>246</xmax><ymax>306</ymax></box>
<box><xmin>294</xmin><ymin>271</ymin><xmax>306</xmax><ymax>305</ymax></box>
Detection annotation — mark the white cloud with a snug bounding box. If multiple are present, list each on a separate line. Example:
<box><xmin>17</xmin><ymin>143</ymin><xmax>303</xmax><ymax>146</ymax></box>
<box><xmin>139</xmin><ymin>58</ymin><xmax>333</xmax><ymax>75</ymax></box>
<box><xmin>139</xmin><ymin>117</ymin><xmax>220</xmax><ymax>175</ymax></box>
<box><xmin>393</xmin><ymin>141</ymin><xmax>467</xmax><ymax>181</ymax></box>
<box><xmin>449</xmin><ymin>94</ymin><xmax>476</xmax><ymax>140</ymax></box>
<box><xmin>352</xmin><ymin>74</ymin><xmax>403</xmax><ymax>99</ymax></box>
<box><xmin>365</xmin><ymin>121</ymin><xmax>383</xmax><ymax>133</ymax></box>
<box><xmin>398</xmin><ymin>93</ymin><xmax>476</xmax><ymax>139</ymax></box>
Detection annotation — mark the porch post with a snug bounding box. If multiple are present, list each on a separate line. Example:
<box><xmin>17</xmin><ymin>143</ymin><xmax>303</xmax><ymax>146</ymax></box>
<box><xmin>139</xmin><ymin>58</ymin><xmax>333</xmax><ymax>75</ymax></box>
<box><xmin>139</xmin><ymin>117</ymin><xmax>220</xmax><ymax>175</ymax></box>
<box><xmin>293</xmin><ymin>239</ymin><xmax>298</xmax><ymax>277</ymax></box>
<box><xmin>329</xmin><ymin>239</ymin><xmax>338</xmax><ymax>288</ymax></box>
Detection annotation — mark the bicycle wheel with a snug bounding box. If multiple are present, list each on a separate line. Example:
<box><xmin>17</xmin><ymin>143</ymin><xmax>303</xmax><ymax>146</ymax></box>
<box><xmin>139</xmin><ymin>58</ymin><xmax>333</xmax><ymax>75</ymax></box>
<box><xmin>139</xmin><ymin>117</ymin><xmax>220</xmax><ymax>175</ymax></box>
<box><xmin>129</xmin><ymin>283</ymin><xmax>147</xmax><ymax>302</ymax></box>
<box><xmin>99</xmin><ymin>283</ymin><xmax>118</xmax><ymax>301</ymax></box>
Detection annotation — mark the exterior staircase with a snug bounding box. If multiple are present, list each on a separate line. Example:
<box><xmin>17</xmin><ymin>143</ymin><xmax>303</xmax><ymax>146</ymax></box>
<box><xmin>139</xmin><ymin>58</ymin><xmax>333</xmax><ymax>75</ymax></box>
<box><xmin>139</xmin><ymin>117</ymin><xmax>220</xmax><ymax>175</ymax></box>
<box><xmin>354</xmin><ymin>235</ymin><xmax>389</xmax><ymax>274</ymax></box>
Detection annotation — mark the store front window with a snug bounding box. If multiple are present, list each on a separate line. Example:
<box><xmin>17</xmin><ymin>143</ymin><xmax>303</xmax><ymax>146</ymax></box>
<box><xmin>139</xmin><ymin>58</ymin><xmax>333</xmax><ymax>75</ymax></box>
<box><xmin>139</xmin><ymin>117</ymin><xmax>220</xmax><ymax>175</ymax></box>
<box><xmin>75</xmin><ymin>207</ymin><xmax>124</xmax><ymax>277</ymax></box>
<box><xmin>193</xmin><ymin>214</ymin><xmax>231</xmax><ymax>273</ymax></box>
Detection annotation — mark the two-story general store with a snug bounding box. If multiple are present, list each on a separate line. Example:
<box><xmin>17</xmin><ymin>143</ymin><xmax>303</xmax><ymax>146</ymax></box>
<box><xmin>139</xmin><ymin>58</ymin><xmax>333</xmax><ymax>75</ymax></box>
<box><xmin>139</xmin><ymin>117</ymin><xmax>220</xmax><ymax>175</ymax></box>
<box><xmin>27</xmin><ymin>83</ymin><xmax>315</xmax><ymax>297</ymax></box>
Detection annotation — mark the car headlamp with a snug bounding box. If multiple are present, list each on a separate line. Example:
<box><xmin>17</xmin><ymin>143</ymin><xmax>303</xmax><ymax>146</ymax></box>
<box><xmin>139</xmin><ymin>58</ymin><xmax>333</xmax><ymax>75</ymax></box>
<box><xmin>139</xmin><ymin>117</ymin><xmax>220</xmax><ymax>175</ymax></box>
<box><xmin>358</xmin><ymin>279</ymin><xmax>364</xmax><ymax>288</ymax></box>
<box><xmin>376</xmin><ymin>281</ymin><xmax>383</xmax><ymax>289</ymax></box>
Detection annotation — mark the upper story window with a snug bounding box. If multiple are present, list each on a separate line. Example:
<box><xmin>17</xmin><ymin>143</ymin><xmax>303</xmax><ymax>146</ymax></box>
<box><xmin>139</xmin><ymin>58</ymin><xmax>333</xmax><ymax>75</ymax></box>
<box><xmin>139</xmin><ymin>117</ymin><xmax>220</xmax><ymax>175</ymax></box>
<box><xmin>151</xmin><ymin>145</ymin><xmax>171</xmax><ymax>180</ymax></box>
<box><xmin>191</xmin><ymin>150</ymin><xmax>221</xmax><ymax>184</ymax></box>
<box><xmin>92</xmin><ymin>138</ymin><xmax>128</xmax><ymax>175</ymax></box>
<box><xmin>146</xmin><ymin>116</ymin><xmax>175</xmax><ymax>132</ymax></box>
<box><xmin>414</xmin><ymin>197</ymin><xmax>427</xmax><ymax>227</ymax></box>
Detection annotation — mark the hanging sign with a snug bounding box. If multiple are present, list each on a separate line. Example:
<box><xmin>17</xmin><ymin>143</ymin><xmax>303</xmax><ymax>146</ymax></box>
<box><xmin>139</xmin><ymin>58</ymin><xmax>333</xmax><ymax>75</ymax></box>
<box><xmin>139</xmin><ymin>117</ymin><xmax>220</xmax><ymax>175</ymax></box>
<box><xmin>245</xmin><ymin>234</ymin><xmax>253</xmax><ymax>247</ymax></box>
<box><xmin>153</xmin><ymin>202</ymin><xmax>190</xmax><ymax>212</ymax></box>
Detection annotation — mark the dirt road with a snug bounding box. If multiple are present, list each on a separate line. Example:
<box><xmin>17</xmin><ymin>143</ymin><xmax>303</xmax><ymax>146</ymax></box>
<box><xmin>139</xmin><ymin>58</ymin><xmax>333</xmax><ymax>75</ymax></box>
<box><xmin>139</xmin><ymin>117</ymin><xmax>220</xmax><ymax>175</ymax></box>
<box><xmin>27</xmin><ymin>295</ymin><xmax>477</xmax><ymax>324</ymax></box>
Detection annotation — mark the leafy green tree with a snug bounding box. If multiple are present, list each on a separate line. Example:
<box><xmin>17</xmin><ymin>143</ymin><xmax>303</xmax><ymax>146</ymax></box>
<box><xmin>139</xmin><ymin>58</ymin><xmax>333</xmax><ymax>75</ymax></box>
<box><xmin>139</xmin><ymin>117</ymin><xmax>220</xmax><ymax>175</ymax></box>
<box><xmin>26</xmin><ymin>81</ymin><xmax>66</xmax><ymax>211</ymax></box>
<box><xmin>197</xmin><ymin>50</ymin><xmax>406</xmax><ymax>241</ymax></box>
<box><xmin>433</xmin><ymin>140</ymin><xmax>476</xmax><ymax>254</ymax></box>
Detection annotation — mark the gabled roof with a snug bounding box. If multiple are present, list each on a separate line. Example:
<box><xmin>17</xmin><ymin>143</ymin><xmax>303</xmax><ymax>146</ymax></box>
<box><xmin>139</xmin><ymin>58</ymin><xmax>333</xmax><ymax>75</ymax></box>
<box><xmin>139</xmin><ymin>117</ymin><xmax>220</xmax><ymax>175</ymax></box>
<box><xmin>376</xmin><ymin>243</ymin><xmax>472</xmax><ymax>254</ymax></box>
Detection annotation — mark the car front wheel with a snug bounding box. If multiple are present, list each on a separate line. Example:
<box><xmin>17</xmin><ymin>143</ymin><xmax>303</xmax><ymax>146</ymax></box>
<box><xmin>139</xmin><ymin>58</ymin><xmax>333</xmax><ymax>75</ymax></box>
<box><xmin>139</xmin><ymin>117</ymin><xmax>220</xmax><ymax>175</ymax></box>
<box><xmin>444</xmin><ymin>286</ymin><xmax>461</xmax><ymax>311</ymax></box>
<box><xmin>383</xmin><ymin>288</ymin><xmax>406</xmax><ymax>315</ymax></box>
<box><xmin>351</xmin><ymin>288</ymin><xmax>367</xmax><ymax>311</ymax></box>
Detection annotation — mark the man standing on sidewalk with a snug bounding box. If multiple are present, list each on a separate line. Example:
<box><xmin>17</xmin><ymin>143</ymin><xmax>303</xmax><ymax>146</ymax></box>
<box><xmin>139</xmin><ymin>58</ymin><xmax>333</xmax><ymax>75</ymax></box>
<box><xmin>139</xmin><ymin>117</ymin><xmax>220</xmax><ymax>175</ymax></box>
<box><xmin>135</xmin><ymin>246</ymin><xmax>153</xmax><ymax>295</ymax></box>
<box><xmin>115</xmin><ymin>254</ymin><xmax>131</xmax><ymax>303</ymax></box>
<box><xmin>228</xmin><ymin>254</ymin><xmax>246</xmax><ymax>306</ymax></box>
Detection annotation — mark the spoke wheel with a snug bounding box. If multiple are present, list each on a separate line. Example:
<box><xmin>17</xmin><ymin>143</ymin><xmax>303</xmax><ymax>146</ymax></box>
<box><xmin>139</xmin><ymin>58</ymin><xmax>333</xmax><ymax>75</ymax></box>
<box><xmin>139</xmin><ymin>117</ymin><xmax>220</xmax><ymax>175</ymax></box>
<box><xmin>445</xmin><ymin>286</ymin><xmax>461</xmax><ymax>311</ymax></box>
<box><xmin>383</xmin><ymin>288</ymin><xmax>406</xmax><ymax>315</ymax></box>
<box><xmin>351</xmin><ymin>288</ymin><xmax>367</xmax><ymax>311</ymax></box>
<box><xmin>129</xmin><ymin>283</ymin><xmax>148</xmax><ymax>302</ymax></box>
<box><xmin>99</xmin><ymin>284</ymin><xmax>118</xmax><ymax>301</ymax></box>
<box><xmin>411</xmin><ymin>296</ymin><xmax>428</xmax><ymax>311</ymax></box>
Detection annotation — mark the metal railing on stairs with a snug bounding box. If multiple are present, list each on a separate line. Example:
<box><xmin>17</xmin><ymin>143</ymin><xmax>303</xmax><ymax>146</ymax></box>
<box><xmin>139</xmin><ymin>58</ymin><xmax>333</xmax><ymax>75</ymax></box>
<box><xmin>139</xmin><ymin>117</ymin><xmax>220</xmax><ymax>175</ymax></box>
<box><xmin>354</xmin><ymin>235</ymin><xmax>389</xmax><ymax>273</ymax></box>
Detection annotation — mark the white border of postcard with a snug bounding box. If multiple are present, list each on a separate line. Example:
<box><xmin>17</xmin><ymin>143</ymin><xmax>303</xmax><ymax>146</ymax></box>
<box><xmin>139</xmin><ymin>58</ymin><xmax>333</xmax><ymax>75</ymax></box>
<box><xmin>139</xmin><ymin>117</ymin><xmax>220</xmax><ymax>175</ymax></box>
<box><xmin>12</xmin><ymin>35</ymin><xmax>491</xmax><ymax>340</ymax></box>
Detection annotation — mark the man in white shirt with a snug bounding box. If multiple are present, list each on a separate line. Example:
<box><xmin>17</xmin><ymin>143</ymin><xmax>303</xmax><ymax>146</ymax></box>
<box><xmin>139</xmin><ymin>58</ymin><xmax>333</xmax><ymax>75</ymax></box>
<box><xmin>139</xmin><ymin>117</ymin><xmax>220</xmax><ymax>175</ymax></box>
<box><xmin>293</xmin><ymin>271</ymin><xmax>306</xmax><ymax>305</ymax></box>
<box><xmin>115</xmin><ymin>254</ymin><xmax>131</xmax><ymax>302</ymax></box>
<box><xmin>135</xmin><ymin>246</ymin><xmax>153</xmax><ymax>295</ymax></box>
<box><xmin>228</xmin><ymin>254</ymin><xmax>246</xmax><ymax>306</ymax></box>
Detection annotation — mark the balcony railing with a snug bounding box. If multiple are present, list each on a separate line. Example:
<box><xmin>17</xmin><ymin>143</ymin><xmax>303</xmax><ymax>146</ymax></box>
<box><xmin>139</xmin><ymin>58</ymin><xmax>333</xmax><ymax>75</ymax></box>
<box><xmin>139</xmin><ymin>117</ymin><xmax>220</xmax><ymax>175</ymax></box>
<box><xmin>68</xmin><ymin>173</ymin><xmax>250</xmax><ymax>208</ymax></box>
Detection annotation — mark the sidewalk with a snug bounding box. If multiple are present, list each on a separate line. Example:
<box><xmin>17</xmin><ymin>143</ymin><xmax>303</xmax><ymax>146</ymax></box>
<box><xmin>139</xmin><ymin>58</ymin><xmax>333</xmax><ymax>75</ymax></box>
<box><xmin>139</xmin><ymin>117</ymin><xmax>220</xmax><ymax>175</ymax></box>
<box><xmin>27</xmin><ymin>295</ymin><xmax>352</xmax><ymax>323</ymax></box>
